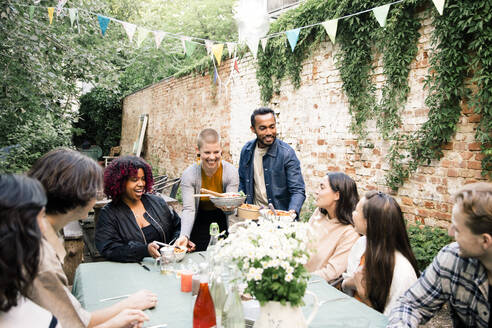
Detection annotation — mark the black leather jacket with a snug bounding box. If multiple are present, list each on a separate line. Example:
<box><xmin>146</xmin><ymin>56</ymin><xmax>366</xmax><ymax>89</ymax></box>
<box><xmin>95</xmin><ymin>193</ymin><xmax>181</xmax><ymax>262</ymax></box>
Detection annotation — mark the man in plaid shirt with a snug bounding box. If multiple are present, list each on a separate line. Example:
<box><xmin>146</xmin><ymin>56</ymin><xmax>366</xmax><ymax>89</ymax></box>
<box><xmin>387</xmin><ymin>182</ymin><xmax>492</xmax><ymax>328</ymax></box>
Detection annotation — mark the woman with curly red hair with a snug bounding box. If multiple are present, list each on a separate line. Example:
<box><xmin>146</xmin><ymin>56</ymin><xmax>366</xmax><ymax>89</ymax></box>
<box><xmin>95</xmin><ymin>156</ymin><xmax>181</xmax><ymax>262</ymax></box>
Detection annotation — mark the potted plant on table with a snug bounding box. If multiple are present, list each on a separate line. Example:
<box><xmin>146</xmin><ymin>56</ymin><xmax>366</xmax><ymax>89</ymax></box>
<box><xmin>214</xmin><ymin>218</ymin><xmax>318</xmax><ymax>328</ymax></box>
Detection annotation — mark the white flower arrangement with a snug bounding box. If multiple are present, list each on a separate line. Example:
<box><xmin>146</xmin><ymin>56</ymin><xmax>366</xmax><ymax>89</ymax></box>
<box><xmin>214</xmin><ymin>218</ymin><xmax>313</xmax><ymax>306</ymax></box>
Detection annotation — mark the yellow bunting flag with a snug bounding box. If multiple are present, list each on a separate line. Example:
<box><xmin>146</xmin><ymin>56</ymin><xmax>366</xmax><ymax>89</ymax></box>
<box><xmin>47</xmin><ymin>7</ymin><xmax>54</xmax><ymax>25</ymax></box>
<box><xmin>212</xmin><ymin>44</ymin><xmax>224</xmax><ymax>66</ymax></box>
<box><xmin>432</xmin><ymin>0</ymin><xmax>445</xmax><ymax>15</ymax></box>
<box><xmin>321</xmin><ymin>19</ymin><xmax>338</xmax><ymax>44</ymax></box>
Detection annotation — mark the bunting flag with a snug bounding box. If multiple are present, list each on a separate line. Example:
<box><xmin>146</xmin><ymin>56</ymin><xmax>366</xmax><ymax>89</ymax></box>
<box><xmin>213</xmin><ymin>67</ymin><xmax>218</xmax><ymax>84</ymax></box>
<box><xmin>212</xmin><ymin>44</ymin><xmax>224</xmax><ymax>66</ymax></box>
<box><xmin>260</xmin><ymin>38</ymin><xmax>268</xmax><ymax>51</ymax></box>
<box><xmin>97</xmin><ymin>15</ymin><xmax>110</xmax><ymax>36</ymax></box>
<box><xmin>321</xmin><ymin>19</ymin><xmax>338</xmax><ymax>44</ymax></box>
<box><xmin>33</xmin><ymin>0</ymin><xmax>41</xmax><ymax>3</ymax></box>
<box><xmin>47</xmin><ymin>7</ymin><xmax>54</xmax><ymax>25</ymax></box>
<box><xmin>136</xmin><ymin>28</ymin><xmax>148</xmax><ymax>48</ymax></box>
<box><xmin>432</xmin><ymin>0</ymin><xmax>445</xmax><ymax>15</ymax></box>
<box><xmin>246</xmin><ymin>38</ymin><xmax>259</xmax><ymax>59</ymax></box>
<box><xmin>286</xmin><ymin>28</ymin><xmax>301</xmax><ymax>52</ymax></box>
<box><xmin>121</xmin><ymin>22</ymin><xmax>137</xmax><ymax>42</ymax></box>
<box><xmin>205</xmin><ymin>40</ymin><xmax>214</xmax><ymax>55</ymax></box>
<box><xmin>153</xmin><ymin>31</ymin><xmax>166</xmax><ymax>48</ymax></box>
<box><xmin>226</xmin><ymin>42</ymin><xmax>236</xmax><ymax>58</ymax></box>
<box><xmin>372</xmin><ymin>4</ymin><xmax>391</xmax><ymax>27</ymax></box>
<box><xmin>29</xmin><ymin>6</ymin><xmax>35</xmax><ymax>20</ymax></box>
<box><xmin>56</xmin><ymin>0</ymin><xmax>68</xmax><ymax>16</ymax></box>
<box><xmin>68</xmin><ymin>8</ymin><xmax>78</xmax><ymax>28</ymax></box>
<box><xmin>181</xmin><ymin>37</ymin><xmax>196</xmax><ymax>56</ymax></box>
<box><xmin>234</xmin><ymin>58</ymin><xmax>239</xmax><ymax>73</ymax></box>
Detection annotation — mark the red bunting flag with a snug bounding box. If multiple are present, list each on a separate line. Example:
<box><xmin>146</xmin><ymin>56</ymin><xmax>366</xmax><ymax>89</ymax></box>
<box><xmin>234</xmin><ymin>59</ymin><xmax>239</xmax><ymax>73</ymax></box>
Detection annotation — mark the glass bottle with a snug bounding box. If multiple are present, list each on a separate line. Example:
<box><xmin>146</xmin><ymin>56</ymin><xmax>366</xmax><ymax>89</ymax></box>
<box><xmin>210</xmin><ymin>267</ymin><xmax>227</xmax><ymax>328</ymax></box>
<box><xmin>223</xmin><ymin>283</ymin><xmax>245</xmax><ymax>328</ymax></box>
<box><xmin>193</xmin><ymin>273</ymin><xmax>216</xmax><ymax>328</ymax></box>
<box><xmin>206</xmin><ymin>222</ymin><xmax>220</xmax><ymax>267</ymax></box>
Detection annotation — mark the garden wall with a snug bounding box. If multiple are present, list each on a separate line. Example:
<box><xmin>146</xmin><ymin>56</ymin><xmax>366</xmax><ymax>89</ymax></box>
<box><xmin>121</xmin><ymin>11</ymin><xmax>490</xmax><ymax>228</ymax></box>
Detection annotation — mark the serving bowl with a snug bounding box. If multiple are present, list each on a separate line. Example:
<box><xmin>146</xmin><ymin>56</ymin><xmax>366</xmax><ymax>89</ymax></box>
<box><xmin>210</xmin><ymin>195</ymin><xmax>247</xmax><ymax>209</ymax></box>
<box><xmin>173</xmin><ymin>246</ymin><xmax>187</xmax><ymax>262</ymax></box>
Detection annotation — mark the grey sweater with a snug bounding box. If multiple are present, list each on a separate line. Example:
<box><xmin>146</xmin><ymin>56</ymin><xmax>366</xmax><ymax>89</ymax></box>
<box><xmin>180</xmin><ymin>160</ymin><xmax>239</xmax><ymax>237</ymax></box>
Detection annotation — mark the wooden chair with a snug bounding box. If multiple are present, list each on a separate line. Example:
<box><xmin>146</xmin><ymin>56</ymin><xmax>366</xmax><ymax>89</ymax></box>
<box><xmin>103</xmin><ymin>146</ymin><xmax>122</xmax><ymax>167</ymax></box>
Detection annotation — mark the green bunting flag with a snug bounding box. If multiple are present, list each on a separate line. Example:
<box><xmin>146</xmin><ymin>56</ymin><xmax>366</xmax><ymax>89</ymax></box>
<box><xmin>136</xmin><ymin>28</ymin><xmax>148</xmax><ymax>48</ymax></box>
<box><xmin>372</xmin><ymin>4</ymin><xmax>390</xmax><ymax>27</ymax></box>
<box><xmin>321</xmin><ymin>19</ymin><xmax>338</xmax><ymax>44</ymax></box>
<box><xmin>286</xmin><ymin>28</ymin><xmax>301</xmax><ymax>52</ymax></box>
<box><xmin>29</xmin><ymin>6</ymin><xmax>35</xmax><ymax>20</ymax></box>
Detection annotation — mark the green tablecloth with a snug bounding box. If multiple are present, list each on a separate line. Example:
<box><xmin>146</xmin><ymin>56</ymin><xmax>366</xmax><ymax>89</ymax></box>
<box><xmin>72</xmin><ymin>254</ymin><xmax>388</xmax><ymax>327</ymax></box>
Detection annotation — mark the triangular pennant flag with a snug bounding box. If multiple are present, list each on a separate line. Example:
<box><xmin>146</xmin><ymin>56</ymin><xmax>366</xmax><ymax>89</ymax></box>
<box><xmin>260</xmin><ymin>38</ymin><xmax>268</xmax><ymax>52</ymax></box>
<box><xmin>97</xmin><ymin>15</ymin><xmax>110</xmax><ymax>36</ymax></box>
<box><xmin>47</xmin><ymin>7</ymin><xmax>54</xmax><ymax>25</ymax></box>
<box><xmin>56</xmin><ymin>0</ymin><xmax>68</xmax><ymax>16</ymax></box>
<box><xmin>153</xmin><ymin>31</ymin><xmax>166</xmax><ymax>48</ymax></box>
<box><xmin>321</xmin><ymin>19</ymin><xmax>338</xmax><ymax>44</ymax></box>
<box><xmin>372</xmin><ymin>4</ymin><xmax>390</xmax><ymax>27</ymax></box>
<box><xmin>68</xmin><ymin>8</ymin><xmax>78</xmax><ymax>28</ymax></box>
<box><xmin>121</xmin><ymin>22</ymin><xmax>136</xmax><ymax>42</ymax></box>
<box><xmin>234</xmin><ymin>58</ymin><xmax>239</xmax><ymax>73</ymax></box>
<box><xmin>136</xmin><ymin>28</ymin><xmax>149</xmax><ymax>48</ymax></box>
<box><xmin>432</xmin><ymin>0</ymin><xmax>445</xmax><ymax>15</ymax></box>
<box><xmin>212</xmin><ymin>44</ymin><xmax>224</xmax><ymax>66</ymax></box>
<box><xmin>213</xmin><ymin>67</ymin><xmax>218</xmax><ymax>84</ymax></box>
<box><xmin>205</xmin><ymin>40</ymin><xmax>214</xmax><ymax>55</ymax></box>
<box><xmin>226</xmin><ymin>42</ymin><xmax>236</xmax><ymax>58</ymax></box>
<box><xmin>246</xmin><ymin>38</ymin><xmax>260</xmax><ymax>59</ymax></box>
<box><xmin>286</xmin><ymin>28</ymin><xmax>301</xmax><ymax>52</ymax></box>
<box><xmin>29</xmin><ymin>6</ymin><xmax>35</xmax><ymax>20</ymax></box>
<box><xmin>185</xmin><ymin>39</ymin><xmax>197</xmax><ymax>57</ymax></box>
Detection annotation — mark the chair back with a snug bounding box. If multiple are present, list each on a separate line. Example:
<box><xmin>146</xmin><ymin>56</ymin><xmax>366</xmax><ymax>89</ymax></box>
<box><xmin>109</xmin><ymin>146</ymin><xmax>122</xmax><ymax>157</ymax></box>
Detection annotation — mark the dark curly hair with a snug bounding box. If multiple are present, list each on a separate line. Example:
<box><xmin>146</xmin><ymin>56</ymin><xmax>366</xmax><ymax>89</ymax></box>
<box><xmin>28</xmin><ymin>148</ymin><xmax>103</xmax><ymax>215</ymax></box>
<box><xmin>104</xmin><ymin>156</ymin><xmax>154</xmax><ymax>200</ymax></box>
<box><xmin>319</xmin><ymin>172</ymin><xmax>359</xmax><ymax>225</ymax></box>
<box><xmin>0</xmin><ymin>174</ymin><xmax>46</xmax><ymax>312</ymax></box>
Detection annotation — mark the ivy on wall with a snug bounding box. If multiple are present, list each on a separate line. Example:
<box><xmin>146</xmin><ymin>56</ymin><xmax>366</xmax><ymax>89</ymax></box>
<box><xmin>256</xmin><ymin>0</ymin><xmax>491</xmax><ymax>190</ymax></box>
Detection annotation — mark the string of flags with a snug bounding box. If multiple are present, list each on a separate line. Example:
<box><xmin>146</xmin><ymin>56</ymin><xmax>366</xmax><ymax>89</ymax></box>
<box><xmin>19</xmin><ymin>0</ymin><xmax>446</xmax><ymax>81</ymax></box>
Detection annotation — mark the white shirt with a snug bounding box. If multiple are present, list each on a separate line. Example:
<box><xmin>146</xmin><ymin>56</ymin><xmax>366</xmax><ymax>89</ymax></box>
<box><xmin>0</xmin><ymin>297</ymin><xmax>61</xmax><ymax>328</ymax></box>
<box><xmin>253</xmin><ymin>145</ymin><xmax>269</xmax><ymax>207</ymax></box>
<box><xmin>384</xmin><ymin>251</ymin><xmax>418</xmax><ymax>316</ymax></box>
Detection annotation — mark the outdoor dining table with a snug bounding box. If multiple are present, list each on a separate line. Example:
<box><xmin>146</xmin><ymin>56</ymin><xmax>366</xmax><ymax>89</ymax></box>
<box><xmin>72</xmin><ymin>253</ymin><xmax>388</xmax><ymax>328</ymax></box>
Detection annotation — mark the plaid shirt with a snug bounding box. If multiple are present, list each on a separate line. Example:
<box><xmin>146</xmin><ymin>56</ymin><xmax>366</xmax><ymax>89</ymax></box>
<box><xmin>387</xmin><ymin>242</ymin><xmax>490</xmax><ymax>328</ymax></box>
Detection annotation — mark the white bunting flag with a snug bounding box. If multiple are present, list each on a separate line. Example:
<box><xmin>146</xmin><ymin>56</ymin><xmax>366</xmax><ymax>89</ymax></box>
<box><xmin>226</xmin><ymin>42</ymin><xmax>236</xmax><ymax>58</ymax></box>
<box><xmin>432</xmin><ymin>0</ymin><xmax>445</xmax><ymax>15</ymax></box>
<box><xmin>205</xmin><ymin>40</ymin><xmax>214</xmax><ymax>55</ymax></box>
<box><xmin>246</xmin><ymin>38</ymin><xmax>260</xmax><ymax>59</ymax></box>
<box><xmin>372</xmin><ymin>4</ymin><xmax>391</xmax><ymax>27</ymax></box>
<box><xmin>121</xmin><ymin>22</ymin><xmax>137</xmax><ymax>42</ymax></box>
<box><xmin>260</xmin><ymin>38</ymin><xmax>268</xmax><ymax>51</ymax></box>
<box><xmin>68</xmin><ymin>8</ymin><xmax>78</xmax><ymax>28</ymax></box>
<box><xmin>321</xmin><ymin>19</ymin><xmax>338</xmax><ymax>44</ymax></box>
<box><xmin>153</xmin><ymin>31</ymin><xmax>166</xmax><ymax>48</ymax></box>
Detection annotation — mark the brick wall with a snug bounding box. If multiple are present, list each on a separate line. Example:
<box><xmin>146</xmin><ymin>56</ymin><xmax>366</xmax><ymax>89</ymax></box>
<box><xmin>121</xmin><ymin>11</ymin><xmax>490</xmax><ymax>228</ymax></box>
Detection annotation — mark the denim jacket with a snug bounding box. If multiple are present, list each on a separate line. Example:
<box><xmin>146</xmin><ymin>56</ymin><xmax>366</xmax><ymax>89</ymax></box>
<box><xmin>238</xmin><ymin>138</ymin><xmax>306</xmax><ymax>215</ymax></box>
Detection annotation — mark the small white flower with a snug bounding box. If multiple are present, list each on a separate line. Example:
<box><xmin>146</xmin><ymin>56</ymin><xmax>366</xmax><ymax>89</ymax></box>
<box><xmin>286</xmin><ymin>266</ymin><xmax>294</xmax><ymax>275</ymax></box>
<box><xmin>285</xmin><ymin>273</ymin><xmax>294</xmax><ymax>282</ymax></box>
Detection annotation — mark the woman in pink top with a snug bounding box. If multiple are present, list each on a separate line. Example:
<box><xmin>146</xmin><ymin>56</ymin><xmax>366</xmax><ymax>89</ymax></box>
<box><xmin>305</xmin><ymin>172</ymin><xmax>360</xmax><ymax>283</ymax></box>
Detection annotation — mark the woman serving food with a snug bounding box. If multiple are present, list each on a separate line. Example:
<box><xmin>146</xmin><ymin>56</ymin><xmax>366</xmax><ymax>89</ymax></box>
<box><xmin>176</xmin><ymin>128</ymin><xmax>239</xmax><ymax>251</ymax></box>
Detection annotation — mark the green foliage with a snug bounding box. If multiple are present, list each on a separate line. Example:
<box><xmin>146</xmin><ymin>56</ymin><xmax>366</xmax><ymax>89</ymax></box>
<box><xmin>257</xmin><ymin>0</ymin><xmax>491</xmax><ymax>190</ymax></box>
<box><xmin>73</xmin><ymin>88</ymin><xmax>122</xmax><ymax>156</ymax></box>
<box><xmin>299</xmin><ymin>195</ymin><xmax>316</xmax><ymax>222</ymax></box>
<box><xmin>407</xmin><ymin>223</ymin><xmax>453</xmax><ymax>272</ymax></box>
